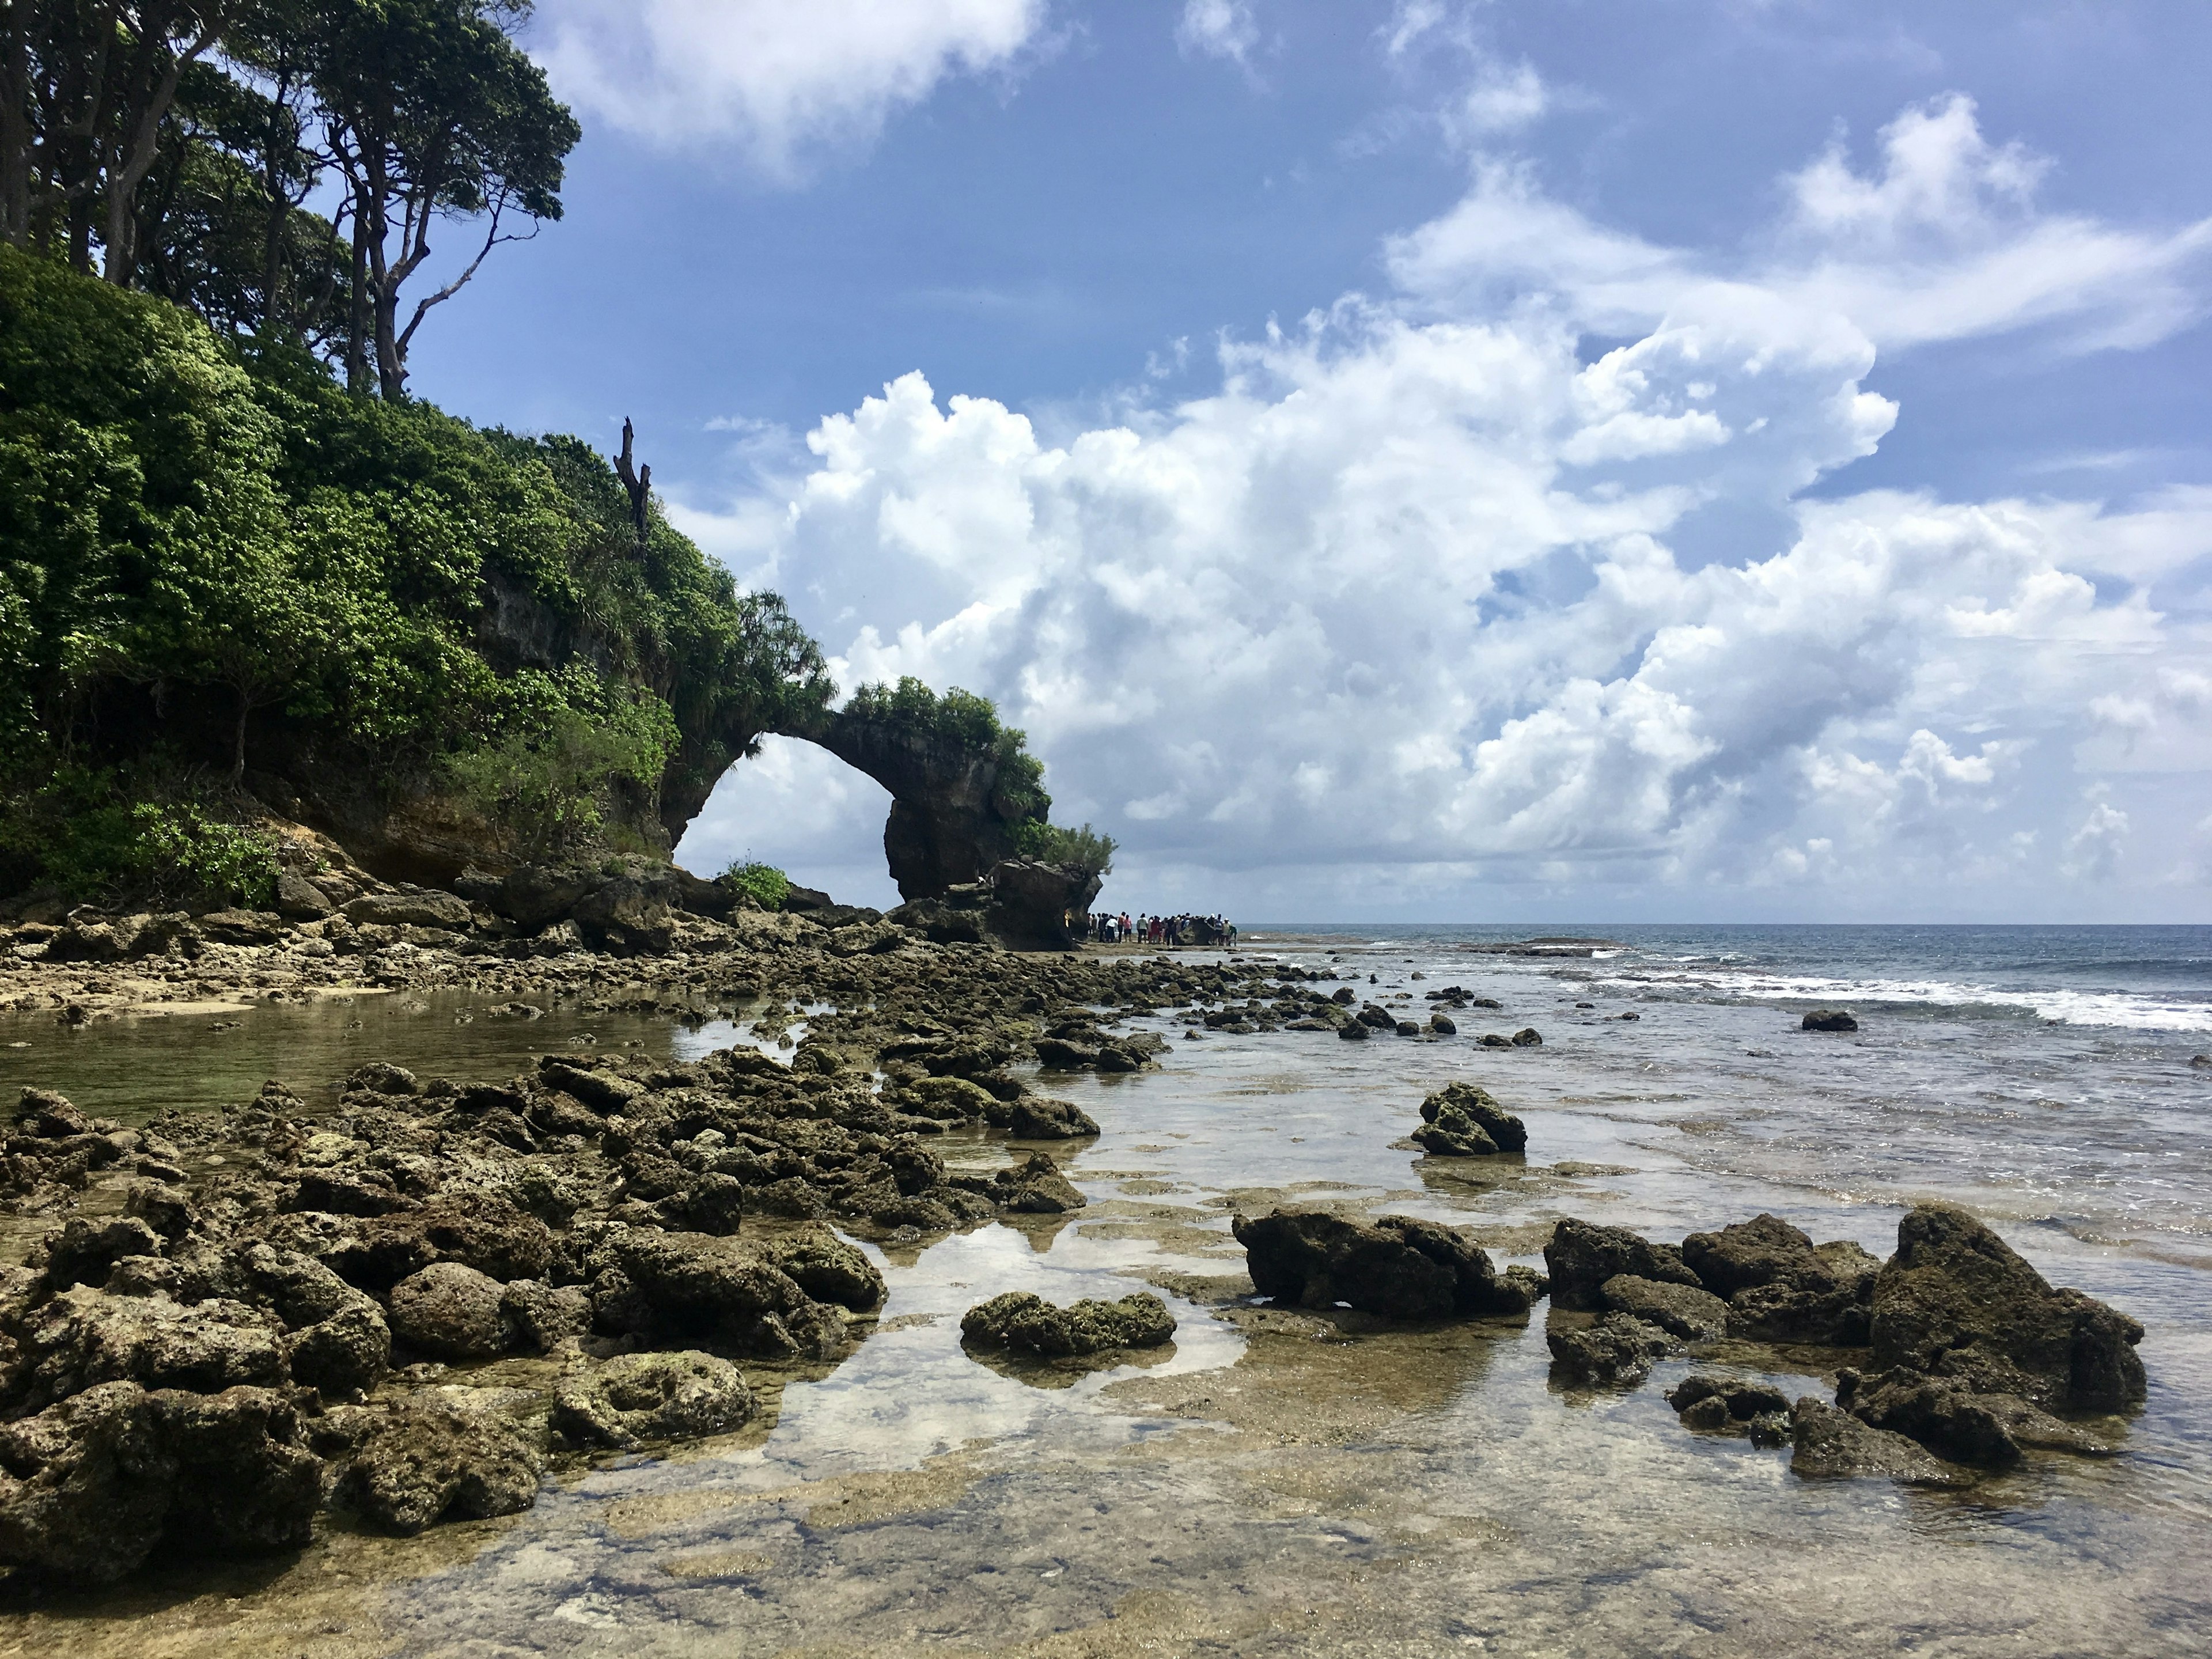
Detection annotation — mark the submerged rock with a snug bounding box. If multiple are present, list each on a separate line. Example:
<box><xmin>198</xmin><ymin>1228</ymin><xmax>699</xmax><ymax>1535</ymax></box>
<box><xmin>1667</xmin><ymin>1373</ymin><xmax>1792</xmax><ymax>1438</ymax></box>
<box><xmin>960</xmin><ymin>1291</ymin><xmax>1176</xmax><ymax>1357</ymax></box>
<box><xmin>1233</xmin><ymin>1209</ymin><xmax>1540</xmax><ymax>1321</ymax></box>
<box><xmin>1787</xmin><ymin>1397</ymin><xmax>1970</xmax><ymax>1487</ymax></box>
<box><xmin>1546</xmin><ymin>1312</ymin><xmax>1675</xmax><ymax>1385</ymax></box>
<box><xmin>1838</xmin><ymin>1367</ymin><xmax>2120</xmax><ymax>1465</ymax></box>
<box><xmin>1801</xmin><ymin>1009</ymin><xmax>1859</xmax><ymax>1033</ymax></box>
<box><xmin>551</xmin><ymin>1351</ymin><xmax>753</xmax><ymax>1450</ymax></box>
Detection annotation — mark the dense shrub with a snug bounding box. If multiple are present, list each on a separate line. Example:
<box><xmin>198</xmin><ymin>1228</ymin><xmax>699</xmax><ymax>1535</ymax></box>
<box><xmin>721</xmin><ymin>861</ymin><xmax>791</xmax><ymax>911</ymax></box>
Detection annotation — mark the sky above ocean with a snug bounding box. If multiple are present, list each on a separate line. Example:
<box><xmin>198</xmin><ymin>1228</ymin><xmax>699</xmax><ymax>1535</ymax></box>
<box><xmin>409</xmin><ymin>2</ymin><xmax>2210</xmax><ymax>921</ymax></box>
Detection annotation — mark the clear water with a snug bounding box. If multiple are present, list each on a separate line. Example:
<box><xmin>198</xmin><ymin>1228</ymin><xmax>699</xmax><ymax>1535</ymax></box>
<box><xmin>3</xmin><ymin>926</ymin><xmax>2209</xmax><ymax>1655</ymax></box>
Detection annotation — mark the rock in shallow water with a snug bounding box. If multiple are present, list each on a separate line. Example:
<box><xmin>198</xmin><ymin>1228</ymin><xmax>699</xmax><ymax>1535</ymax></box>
<box><xmin>348</xmin><ymin>1401</ymin><xmax>543</xmax><ymax>1535</ymax></box>
<box><xmin>1412</xmin><ymin>1082</ymin><xmax>1527</xmax><ymax>1158</ymax></box>
<box><xmin>1234</xmin><ymin>1209</ymin><xmax>1539</xmax><ymax>1321</ymax></box>
<box><xmin>1546</xmin><ymin>1312</ymin><xmax>1677</xmax><ymax>1385</ymax></box>
<box><xmin>1543</xmin><ymin>1218</ymin><xmax>1702</xmax><ymax>1311</ymax></box>
<box><xmin>1788</xmin><ymin>1397</ymin><xmax>1971</xmax><ymax>1487</ymax></box>
<box><xmin>1869</xmin><ymin>1204</ymin><xmax>2145</xmax><ymax>1411</ymax></box>
<box><xmin>960</xmin><ymin>1291</ymin><xmax>1175</xmax><ymax>1357</ymax></box>
<box><xmin>551</xmin><ymin>1350</ymin><xmax>753</xmax><ymax>1450</ymax></box>
<box><xmin>1599</xmin><ymin>1273</ymin><xmax>1730</xmax><ymax>1342</ymax></box>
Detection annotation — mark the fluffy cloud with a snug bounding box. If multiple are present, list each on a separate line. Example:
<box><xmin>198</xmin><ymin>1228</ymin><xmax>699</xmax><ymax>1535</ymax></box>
<box><xmin>680</xmin><ymin>97</ymin><xmax>2212</xmax><ymax>918</ymax></box>
<box><xmin>1176</xmin><ymin>1</ymin><xmax>1259</xmax><ymax>66</ymax></box>
<box><xmin>532</xmin><ymin>0</ymin><xmax>1046</xmax><ymax>175</ymax></box>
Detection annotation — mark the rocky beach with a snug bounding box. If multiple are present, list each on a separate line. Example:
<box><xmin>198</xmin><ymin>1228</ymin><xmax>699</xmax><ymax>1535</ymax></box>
<box><xmin>0</xmin><ymin>888</ymin><xmax>2203</xmax><ymax>1656</ymax></box>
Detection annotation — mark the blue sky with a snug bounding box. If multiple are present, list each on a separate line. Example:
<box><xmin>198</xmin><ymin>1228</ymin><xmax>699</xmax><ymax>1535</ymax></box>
<box><xmin>408</xmin><ymin>2</ymin><xmax>2212</xmax><ymax>920</ymax></box>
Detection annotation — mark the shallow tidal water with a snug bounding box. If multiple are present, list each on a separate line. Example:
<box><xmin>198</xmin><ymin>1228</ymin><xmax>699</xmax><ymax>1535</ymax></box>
<box><xmin>2</xmin><ymin>923</ymin><xmax>2209</xmax><ymax>1657</ymax></box>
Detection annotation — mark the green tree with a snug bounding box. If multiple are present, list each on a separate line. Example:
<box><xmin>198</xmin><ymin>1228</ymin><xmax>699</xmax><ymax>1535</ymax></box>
<box><xmin>310</xmin><ymin>0</ymin><xmax>576</xmax><ymax>397</ymax></box>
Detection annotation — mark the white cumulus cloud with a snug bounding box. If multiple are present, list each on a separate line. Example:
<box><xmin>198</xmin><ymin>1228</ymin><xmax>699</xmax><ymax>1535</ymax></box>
<box><xmin>532</xmin><ymin>0</ymin><xmax>1047</xmax><ymax>176</ymax></box>
<box><xmin>679</xmin><ymin>97</ymin><xmax>2212</xmax><ymax>918</ymax></box>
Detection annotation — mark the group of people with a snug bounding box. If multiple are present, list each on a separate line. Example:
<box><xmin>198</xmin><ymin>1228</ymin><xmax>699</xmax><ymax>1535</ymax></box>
<box><xmin>1085</xmin><ymin>911</ymin><xmax>1236</xmax><ymax>949</ymax></box>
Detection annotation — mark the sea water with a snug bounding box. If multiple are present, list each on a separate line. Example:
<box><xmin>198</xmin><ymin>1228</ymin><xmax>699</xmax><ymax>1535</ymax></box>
<box><xmin>2</xmin><ymin>924</ymin><xmax>2209</xmax><ymax>1656</ymax></box>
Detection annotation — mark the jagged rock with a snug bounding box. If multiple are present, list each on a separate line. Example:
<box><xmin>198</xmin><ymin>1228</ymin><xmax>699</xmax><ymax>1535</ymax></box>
<box><xmin>1233</xmin><ymin>1210</ymin><xmax>1539</xmax><ymax>1321</ymax></box>
<box><xmin>1681</xmin><ymin>1214</ymin><xmax>1880</xmax><ymax>1344</ymax></box>
<box><xmin>1600</xmin><ymin>1274</ymin><xmax>1730</xmax><ymax>1342</ymax></box>
<box><xmin>1666</xmin><ymin>1373</ymin><xmax>1793</xmax><ymax>1433</ymax></box>
<box><xmin>1412</xmin><ymin>1081</ymin><xmax>1527</xmax><ymax>1157</ymax></box>
<box><xmin>14</xmin><ymin>1288</ymin><xmax>287</xmax><ymax>1411</ymax></box>
<box><xmin>960</xmin><ymin>1291</ymin><xmax>1175</xmax><ymax>1357</ymax></box>
<box><xmin>16</xmin><ymin>1088</ymin><xmax>92</xmax><ymax>1138</ymax></box>
<box><xmin>1801</xmin><ymin>1009</ymin><xmax>1858</xmax><ymax>1033</ymax></box>
<box><xmin>346</xmin><ymin>1062</ymin><xmax>418</xmax><ymax>1097</ymax></box>
<box><xmin>343</xmin><ymin>891</ymin><xmax>473</xmax><ymax>931</ymax></box>
<box><xmin>1868</xmin><ymin>1205</ymin><xmax>2145</xmax><ymax>1411</ymax></box>
<box><xmin>1543</xmin><ymin>1218</ymin><xmax>1703</xmax><ymax>1311</ymax></box>
<box><xmin>986</xmin><ymin>859</ymin><xmax>1103</xmax><ymax>949</ymax></box>
<box><xmin>348</xmin><ymin>1402</ymin><xmax>543</xmax><ymax>1535</ymax></box>
<box><xmin>1546</xmin><ymin>1312</ymin><xmax>1675</xmax><ymax>1385</ymax></box>
<box><xmin>0</xmin><ymin>1382</ymin><xmax>319</xmax><ymax>1584</ymax></box>
<box><xmin>340</xmin><ymin>1194</ymin><xmax>553</xmax><ymax>1291</ymax></box>
<box><xmin>660</xmin><ymin>1172</ymin><xmax>747</xmax><ymax>1236</ymax></box>
<box><xmin>1788</xmin><ymin>1397</ymin><xmax>1971</xmax><ymax>1486</ymax></box>
<box><xmin>548</xmin><ymin>1354</ymin><xmax>756</xmax><ymax>1451</ymax></box>
<box><xmin>585</xmin><ymin>1229</ymin><xmax>849</xmax><ymax>1361</ymax></box>
<box><xmin>285</xmin><ymin>1301</ymin><xmax>391</xmax><ymax>1397</ymax></box>
<box><xmin>500</xmin><ymin>1279</ymin><xmax>593</xmax><ymax>1351</ymax></box>
<box><xmin>1838</xmin><ymin>1368</ymin><xmax>2120</xmax><ymax>1465</ymax></box>
<box><xmin>388</xmin><ymin>1262</ymin><xmax>514</xmax><ymax>1362</ymax></box>
<box><xmin>989</xmin><ymin>1152</ymin><xmax>1087</xmax><ymax>1214</ymax></box>
<box><xmin>40</xmin><ymin>1217</ymin><xmax>162</xmax><ymax>1291</ymax></box>
<box><xmin>1003</xmin><ymin>1096</ymin><xmax>1099</xmax><ymax>1139</ymax></box>
<box><xmin>273</xmin><ymin>873</ymin><xmax>333</xmax><ymax>920</ymax></box>
<box><xmin>571</xmin><ymin>875</ymin><xmax>674</xmax><ymax>953</ymax></box>
<box><xmin>537</xmin><ymin>1058</ymin><xmax>646</xmax><ymax>1113</ymax></box>
<box><xmin>757</xmin><ymin>1225</ymin><xmax>885</xmax><ymax>1311</ymax></box>
<box><xmin>551</xmin><ymin>1351</ymin><xmax>754</xmax><ymax>1450</ymax></box>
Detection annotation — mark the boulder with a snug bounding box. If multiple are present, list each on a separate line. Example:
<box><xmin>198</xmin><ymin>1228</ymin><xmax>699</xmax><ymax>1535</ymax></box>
<box><xmin>1337</xmin><ymin>1020</ymin><xmax>1370</xmax><ymax>1041</ymax></box>
<box><xmin>348</xmin><ymin>1403</ymin><xmax>543</xmax><ymax>1535</ymax></box>
<box><xmin>14</xmin><ymin>1288</ymin><xmax>288</xmax><ymax>1411</ymax></box>
<box><xmin>1003</xmin><ymin>1096</ymin><xmax>1099</xmax><ymax>1139</ymax></box>
<box><xmin>1787</xmin><ymin>1397</ymin><xmax>1970</xmax><ymax>1487</ymax></box>
<box><xmin>1599</xmin><ymin>1274</ymin><xmax>1730</xmax><ymax>1342</ymax></box>
<box><xmin>1233</xmin><ymin>1209</ymin><xmax>1538</xmax><ymax>1321</ymax></box>
<box><xmin>341</xmin><ymin>1194</ymin><xmax>553</xmax><ymax>1291</ymax></box>
<box><xmin>985</xmin><ymin>859</ymin><xmax>1103</xmax><ymax>950</ymax></box>
<box><xmin>960</xmin><ymin>1291</ymin><xmax>1176</xmax><ymax>1357</ymax></box>
<box><xmin>1510</xmin><ymin>1028</ymin><xmax>1543</xmax><ymax>1047</ymax></box>
<box><xmin>899</xmin><ymin>1075</ymin><xmax>998</xmax><ymax>1121</ymax></box>
<box><xmin>0</xmin><ymin>1382</ymin><xmax>319</xmax><ymax>1584</ymax></box>
<box><xmin>1412</xmin><ymin>1082</ymin><xmax>1527</xmax><ymax>1157</ymax></box>
<box><xmin>1682</xmin><ymin>1214</ymin><xmax>1880</xmax><ymax>1344</ymax></box>
<box><xmin>1837</xmin><ymin>1368</ymin><xmax>2120</xmax><ymax>1465</ymax></box>
<box><xmin>757</xmin><ymin>1224</ymin><xmax>885</xmax><ymax>1311</ymax></box>
<box><xmin>537</xmin><ymin>1058</ymin><xmax>647</xmax><ymax>1113</ymax></box>
<box><xmin>991</xmin><ymin>1152</ymin><xmax>1088</xmax><ymax>1214</ymax></box>
<box><xmin>273</xmin><ymin>873</ymin><xmax>334</xmax><ymax>920</ymax></box>
<box><xmin>1666</xmin><ymin>1373</ymin><xmax>1792</xmax><ymax>1434</ymax></box>
<box><xmin>1543</xmin><ymin>1218</ymin><xmax>1703</xmax><ymax>1311</ymax></box>
<box><xmin>17</xmin><ymin>1088</ymin><xmax>93</xmax><ymax>1138</ymax></box>
<box><xmin>499</xmin><ymin>1279</ymin><xmax>593</xmax><ymax>1352</ymax></box>
<box><xmin>550</xmin><ymin>1351</ymin><xmax>754</xmax><ymax>1451</ymax></box>
<box><xmin>1546</xmin><ymin>1312</ymin><xmax>1675</xmax><ymax>1385</ymax></box>
<box><xmin>40</xmin><ymin>1217</ymin><xmax>163</xmax><ymax>1291</ymax></box>
<box><xmin>388</xmin><ymin>1262</ymin><xmax>513</xmax><ymax>1362</ymax></box>
<box><xmin>1801</xmin><ymin>1009</ymin><xmax>1858</xmax><ymax>1033</ymax></box>
<box><xmin>1868</xmin><ymin>1205</ymin><xmax>2145</xmax><ymax>1411</ymax></box>
<box><xmin>1428</xmin><ymin>1013</ymin><xmax>1457</xmax><ymax>1035</ymax></box>
<box><xmin>285</xmin><ymin>1301</ymin><xmax>392</xmax><ymax>1397</ymax></box>
<box><xmin>586</xmin><ymin>1229</ymin><xmax>849</xmax><ymax>1361</ymax></box>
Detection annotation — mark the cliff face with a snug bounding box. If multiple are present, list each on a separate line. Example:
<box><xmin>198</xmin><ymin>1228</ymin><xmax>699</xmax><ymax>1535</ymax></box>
<box><xmin>779</xmin><ymin>709</ymin><xmax>1029</xmax><ymax>901</ymax></box>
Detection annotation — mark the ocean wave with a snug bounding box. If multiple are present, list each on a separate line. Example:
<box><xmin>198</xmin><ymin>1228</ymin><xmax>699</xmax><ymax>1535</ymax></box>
<box><xmin>1585</xmin><ymin>964</ymin><xmax>2212</xmax><ymax>1033</ymax></box>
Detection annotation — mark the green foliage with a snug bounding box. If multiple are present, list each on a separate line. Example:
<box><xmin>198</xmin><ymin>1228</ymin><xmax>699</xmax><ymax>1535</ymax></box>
<box><xmin>721</xmin><ymin>861</ymin><xmax>791</xmax><ymax>911</ymax></box>
<box><xmin>0</xmin><ymin>249</ymin><xmax>832</xmax><ymax>889</ymax></box>
<box><xmin>845</xmin><ymin>676</ymin><xmax>1052</xmax><ymax>826</ymax></box>
<box><xmin>1014</xmin><ymin>820</ymin><xmax>1117</xmax><ymax>879</ymax></box>
<box><xmin>5</xmin><ymin>769</ymin><xmax>279</xmax><ymax>910</ymax></box>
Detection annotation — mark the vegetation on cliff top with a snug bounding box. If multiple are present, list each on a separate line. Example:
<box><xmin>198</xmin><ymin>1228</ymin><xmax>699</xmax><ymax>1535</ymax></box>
<box><xmin>0</xmin><ymin>245</ymin><xmax>828</xmax><ymax>900</ymax></box>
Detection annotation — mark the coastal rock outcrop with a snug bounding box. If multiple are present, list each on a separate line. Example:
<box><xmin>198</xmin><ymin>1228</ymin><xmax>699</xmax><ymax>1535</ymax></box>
<box><xmin>1867</xmin><ymin>1204</ymin><xmax>2145</xmax><ymax>1411</ymax></box>
<box><xmin>1234</xmin><ymin>1209</ymin><xmax>1542</xmax><ymax>1321</ymax></box>
<box><xmin>1680</xmin><ymin>1213</ymin><xmax>1879</xmax><ymax>1346</ymax></box>
<box><xmin>346</xmin><ymin>1402</ymin><xmax>544</xmax><ymax>1535</ymax></box>
<box><xmin>1787</xmin><ymin>1397</ymin><xmax>1970</xmax><ymax>1487</ymax></box>
<box><xmin>1546</xmin><ymin>1312</ymin><xmax>1677</xmax><ymax>1385</ymax></box>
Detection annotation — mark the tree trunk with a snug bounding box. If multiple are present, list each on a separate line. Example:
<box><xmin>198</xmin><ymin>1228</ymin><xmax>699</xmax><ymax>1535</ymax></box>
<box><xmin>232</xmin><ymin>690</ymin><xmax>249</xmax><ymax>783</ymax></box>
<box><xmin>0</xmin><ymin>12</ymin><xmax>29</xmax><ymax>247</ymax></box>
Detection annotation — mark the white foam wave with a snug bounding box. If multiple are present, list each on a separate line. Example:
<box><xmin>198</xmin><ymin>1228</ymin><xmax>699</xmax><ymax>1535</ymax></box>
<box><xmin>1588</xmin><ymin>965</ymin><xmax>2212</xmax><ymax>1033</ymax></box>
